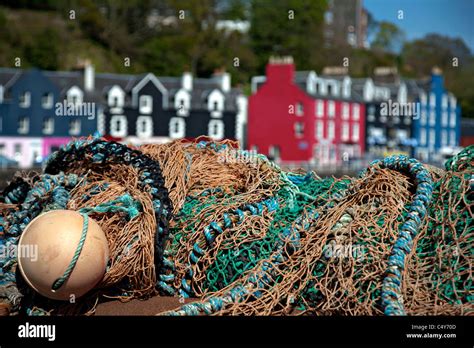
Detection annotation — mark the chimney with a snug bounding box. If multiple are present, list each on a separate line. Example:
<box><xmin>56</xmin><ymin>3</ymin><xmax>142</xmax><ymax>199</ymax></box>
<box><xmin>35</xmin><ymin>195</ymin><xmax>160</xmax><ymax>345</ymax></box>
<box><xmin>82</xmin><ymin>59</ymin><xmax>95</xmax><ymax>92</ymax></box>
<box><xmin>212</xmin><ymin>68</ymin><xmax>231</xmax><ymax>93</ymax></box>
<box><xmin>266</xmin><ymin>56</ymin><xmax>295</xmax><ymax>84</ymax></box>
<box><xmin>182</xmin><ymin>71</ymin><xmax>193</xmax><ymax>91</ymax></box>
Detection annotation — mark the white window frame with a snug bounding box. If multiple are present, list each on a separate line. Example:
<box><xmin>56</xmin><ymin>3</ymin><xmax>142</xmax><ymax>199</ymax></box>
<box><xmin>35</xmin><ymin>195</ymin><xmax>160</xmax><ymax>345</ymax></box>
<box><xmin>450</xmin><ymin>111</ymin><xmax>456</xmax><ymax>128</ymax></box>
<box><xmin>441</xmin><ymin>130</ymin><xmax>447</xmax><ymax>146</ymax></box>
<box><xmin>429</xmin><ymin>110</ymin><xmax>436</xmax><ymax>126</ymax></box>
<box><xmin>43</xmin><ymin>117</ymin><xmax>54</xmax><ymax>135</ymax></box>
<box><xmin>18</xmin><ymin>117</ymin><xmax>29</xmax><ymax>134</ymax></box>
<box><xmin>108</xmin><ymin>85</ymin><xmax>125</xmax><ymax>110</ymax></box>
<box><xmin>136</xmin><ymin>116</ymin><xmax>153</xmax><ymax>138</ymax></box>
<box><xmin>19</xmin><ymin>92</ymin><xmax>31</xmax><ymax>108</ymax></box>
<box><xmin>316</xmin><ymin>120</ymin><xmax>324</xmax><ymax>139</ymax></box>
<box><xmin>442</xmin><ymin>94</ymin><xmax>448</xmax><ymax>109</ymax></box>
<box><xmin>139</xmin><ymin>95</ymin><xmax>153</xmax><ymax>114</ymax></box>
<box><xmin>69</xmin><ymin>119</ymin><xmax>81</xmax><ymax>136</ymax></box>
<box><xmin>429</xmin><ymin>93</ymin><xmax>436</xmax><ymax>107</ymax></box>
<box><xmin>450</xmin><ymin>130</ymin><xmax>456</xmax><ymax>146</ymax></box>
<box><xmin>441</xmin><ymin>111</ymin><xmax>448</xmax><ymax>127</ymax></box>
<box><xmin>208</xmin><ymin>119</ymin><xmax>224</xmax><ymax>140</ymax></box>
<box><xmin>316</xmin><ymin>100</ymin><xmax>324</xmax><ymax>117</ymax></box>
<box><xmin>420</xmin><ymin>109</ymin><xmax>427</xmax><ymax>125</ymax></box>
<box><xmin>352</xmin><ymin>103</ymin><xmax>360</xmax><ymax>120</ymax></box>
<box><xmin>342</xmin><ymin>102</ymin><xmax>349</xmax><ymax>120</ymax></box>
<box><xmin>420</xmin><ymin>128</ymin><xmax>427</xmax><ymax>146</ymax></box>
<box><xmin>67</xmin><ymin>86</ymin><xmax>83</xmax><ymax>107</ymax></box>
<box><xmin>296</xmin><ymin>102</ymin><xmax>304</xmax><ymax>116</ymax></box>
<box><xmin>110</xmin><ymin>115</ymin><xmax>128</xmax><ymax>138</ymax></box>
<box><xmin>42</xmin><ymin>93</ymin><xmax>53</xmax><ymax>109</ymax></box>
<box><xmin>328</xmin><ymin>101</ymin><xmax>335</xmax><ymax>118</ymax></box>
<box><xmin>429</xmin><ymin>128</ymin><xmax>436</xmax><ymax>147</ymax></box>
<box><xmin>294</xmin><ymin>122</ymin><xmax>304</xmax><ymax>138</ymax></box>
<box><xmin>341</xmin><ymin>122</ymin><xmax>349</xmax><ymax>141</ymax></box>
<box><xmin>327</xmin><ymin>121</ymin><xmax>335</xmax><ymax>140</ymax></box>
<box><xmin>174</xmin><ymin>89</ymin><xmax>191</xmax><ymax>117</ymax></box>
<box><xmin>352</xmin><ymin>123</ymin><xmax>359</xmax><ymax>142</ymax></box>
<box><xmin>169</xmin><ymin>117</ymin><xmax>185</xmax><ymax>139</ymax></box>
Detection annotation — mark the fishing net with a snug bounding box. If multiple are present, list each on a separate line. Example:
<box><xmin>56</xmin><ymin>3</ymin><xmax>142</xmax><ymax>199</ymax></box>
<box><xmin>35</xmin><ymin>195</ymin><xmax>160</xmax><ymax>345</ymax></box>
<box><xmin>0</xmin><ymin>136</ymin><xmax>472</xmax><ymax>316</ymax></box>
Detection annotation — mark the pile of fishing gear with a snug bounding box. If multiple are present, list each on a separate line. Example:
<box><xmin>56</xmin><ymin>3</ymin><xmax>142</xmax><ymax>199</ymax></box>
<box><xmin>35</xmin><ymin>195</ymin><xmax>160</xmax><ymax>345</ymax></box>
<box><xmin>0</xmin><ymin>137</ymin><xmax>472</xmax><ymax>316</ymax></box>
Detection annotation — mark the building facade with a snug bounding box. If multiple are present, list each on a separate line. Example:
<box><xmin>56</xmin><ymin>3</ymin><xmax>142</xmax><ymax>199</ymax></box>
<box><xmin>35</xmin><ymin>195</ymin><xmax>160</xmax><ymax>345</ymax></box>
<box><xmin>0</xmin><ymin>64</ymin><xmax>246</xmax><ymax>168</ymax></box>
<box><xmin>248</xmin><ymin>58</ymin><xmax>365</xmax><ymax>164</ymax></box>
<box><xmin>413</xmin><ymin>70</ymin><xmax>461</xmax><ymax>162</ymax></box>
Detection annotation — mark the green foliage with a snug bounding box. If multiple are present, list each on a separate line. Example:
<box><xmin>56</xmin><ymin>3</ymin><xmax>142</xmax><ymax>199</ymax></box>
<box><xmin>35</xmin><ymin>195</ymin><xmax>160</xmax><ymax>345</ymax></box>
<box><xmin>24</xmin><ymin>28</ymin><xmax>60</xmax><ymax>70</ymax></box>
<box><xmin>371</xmin><ymin>21</ymin><xmax>404</xmax><ymax>52</ymax></box>
<box><xmin>250</xmin><ymin>0</ymin><xmax>327</xmax><ymax>71</ymax></box>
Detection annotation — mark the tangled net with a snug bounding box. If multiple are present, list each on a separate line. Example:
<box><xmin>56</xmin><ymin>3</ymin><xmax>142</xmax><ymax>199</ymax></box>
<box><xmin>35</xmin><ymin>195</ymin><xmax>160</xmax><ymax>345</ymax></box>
<box><xmin>0</xmin><ymin>137</ymin><xmax>472</xmax><ymax>316</ymax></box>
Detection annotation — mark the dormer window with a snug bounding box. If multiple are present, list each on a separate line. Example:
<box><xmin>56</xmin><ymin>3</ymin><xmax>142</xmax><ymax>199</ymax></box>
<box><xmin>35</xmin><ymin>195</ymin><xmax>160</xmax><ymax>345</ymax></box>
<box><xmin>19</xmin><ymin>92</ymin><xmax>31</xmax><ymax>108</ymax></box>
<box><xmin>112</xmin><ymin>96</ymin><xmax>119</xmax><ymax>108</ymax></box>
<box><xmin>42</xmin><ymin>117</ymin><xmax>54</xmax><ymax>134</ymax></box>
<box><xmin>213</xmin><ymin>101</ymin><xmax>219</xmax><ymax>111</ymax></box>
<box><xmin>18</xmin><ymin>117</ymin><xmax>29</xmax><ymax>134</ymax></box>
<box><xmin>139</xmin><ymin>95</ymin><xmax>153</xmax><ymax>114</ymax></box>
<box><xmin>69</xmin><ymin>119</ymin><xmax>81</xmax><ymax>135</ymax></box>
<box><xmin>67</xmin><ymin>86</ymin><xmax>83</xmax><ymax>107</ymax></box>
<box><xmin>42</xmin><ymin>93</ymin><xmax>53</xmax><ymax>109</ymax></box>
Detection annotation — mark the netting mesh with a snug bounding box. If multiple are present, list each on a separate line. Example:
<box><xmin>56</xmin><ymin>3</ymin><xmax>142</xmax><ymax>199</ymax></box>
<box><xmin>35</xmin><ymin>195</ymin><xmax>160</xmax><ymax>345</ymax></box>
<box><xmin>0</xmin><ymin>137</ymin><xmax>472</xmax><ymax>316</ymax></box>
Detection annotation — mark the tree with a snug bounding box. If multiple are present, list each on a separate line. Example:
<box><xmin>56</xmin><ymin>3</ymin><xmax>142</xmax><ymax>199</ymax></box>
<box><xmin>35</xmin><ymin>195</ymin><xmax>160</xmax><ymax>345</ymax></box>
<box><xmin>250</xmin><ymin>0</ymin><xmax>327</xmax><ymax>71</ymax></box>
<box><xmin>24</xmin><ymin>28</ymin><xmax>60</xmax><ymax>70</ymax></box>
<box><xmin>371</xmin><ymin>21</ymin><xmax>404</xmax><ymax>53</ymax></box>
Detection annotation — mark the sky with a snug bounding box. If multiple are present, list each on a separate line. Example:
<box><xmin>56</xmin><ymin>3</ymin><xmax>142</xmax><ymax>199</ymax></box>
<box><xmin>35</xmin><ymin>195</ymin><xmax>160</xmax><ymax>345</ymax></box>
<box><xmin>364</xmin><ymin>0</ymin><xmax>474</xmax><ymax>52</ymax></box>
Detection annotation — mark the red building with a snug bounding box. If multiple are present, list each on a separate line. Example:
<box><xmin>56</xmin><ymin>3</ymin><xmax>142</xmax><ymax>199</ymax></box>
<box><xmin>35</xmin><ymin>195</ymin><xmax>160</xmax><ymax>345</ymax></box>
<box><xmin>248</xmin><ymin>58</ymin><xmax>365</xmax><ymax>164</ymax></box>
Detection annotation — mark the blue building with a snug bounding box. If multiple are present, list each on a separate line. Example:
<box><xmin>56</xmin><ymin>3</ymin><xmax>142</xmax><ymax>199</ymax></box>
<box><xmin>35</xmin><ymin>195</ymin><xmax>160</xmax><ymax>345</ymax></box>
<box><xmin>413</xmin><ymin>68</ymin><xmax>461</xmax><ymax>162</ymax></box>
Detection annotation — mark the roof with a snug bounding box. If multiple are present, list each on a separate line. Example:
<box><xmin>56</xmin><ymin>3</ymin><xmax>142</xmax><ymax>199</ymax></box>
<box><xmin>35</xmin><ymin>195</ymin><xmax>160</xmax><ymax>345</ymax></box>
<box><xmin>0</xmin><ymin>68</ymin><xmax>242</xmax><ymax>111</ymax></box>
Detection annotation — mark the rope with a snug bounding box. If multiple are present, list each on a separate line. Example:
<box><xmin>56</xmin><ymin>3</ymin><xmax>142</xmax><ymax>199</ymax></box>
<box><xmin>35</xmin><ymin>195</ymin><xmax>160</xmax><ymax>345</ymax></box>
<box><xmin>51</xmin><ymin>213</ymin><xmax>89</xmax><ymax>291</ymax></box>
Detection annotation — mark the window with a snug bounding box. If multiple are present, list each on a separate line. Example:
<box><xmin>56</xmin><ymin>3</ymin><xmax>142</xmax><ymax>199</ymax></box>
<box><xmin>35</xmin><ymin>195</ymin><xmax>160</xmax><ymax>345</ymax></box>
<box><xmin>429</xmin><ymin>110</ymin><xmax>436</xmax><ymax>126</ymax></box>
<box><xmin>19</xmin><ymin>92</ymin><xmax>31</xmax><ymax>108</ymax></box>
<box><xmin>429</xmin><ymin>129</ymin><xmax>435</xmax><ymax>147</ymax></box>
<box><xmin>110</xmin><ymin>115</ymin><xmax>127</xmax><ymax>137</ymax></box>
<box><xmin>327</xmin><ymin>85</ymin><xmax>332</xmax><ymax>96</ymax></box>
<box><xmin>441</xmin><ymin>130</ymin><xmax>447</xmax><ymax>146</ymax></box>
<box><xmin>269</xmin><ymin>145</ymin><xmax>281</xmax><ymax>160</ymax></box>
<box><xmin>42</xmin><ymin>117</ymin><xmax>54</xmax><ymax>135</ymax></box>
<box><xmin>420</xmin><ymin>109</ymin><xmax>427</xmax><ymax>125</ymax></box>
<box><xmin>342</xmin><ymin>103</ymin><xmax>349</xmax><ymax>120</ymax></box>
<box><xmin>67</xmin><ymin>87</ymin><xmax>83</xmax><ymax>106</ymax></box>
<box><xmin>367</xmin><ymin>105</ymin><xmax>375</xmax><ymax>122</ymax></box>
<box><xmin>136</xmin><ymin>116</ymin><xmax>153</xmax><ymax>138</ymax></box>
<box><xmin>316</xmin><ymin>100</ymin><xmax>324</xmax><ymax>117</ymax></box>
<box><xmin>341</xmin><ymin>122</ymin><xmax>349</xmax><ymax>141</ymax></box>
<box><xmin>404</xmin><ymin>117</ymin><xmax>411</xmax><ymax>125</ymax></box>
<box><xmin>296</xmin><ymin>102</ymin><xmax>304</xmax><ymax>116</ymax></box>
<box><xmin>442</xmin><ymin>95</ymin><xmax>448</xmax><ymax>109</ymax></box>
<box><xmin>139</xmin><ymin>95</ymin><xmax>153</xmax><ymax>114</ymax></box>
<box><xmin>393</xmin><ymin>116</ymin><xmax>400</xmax><ymax>124</ymax></box>
<box><xmin>441</xmin><ymin>111</ymin><xmax>448</xmax><ymax>126</ymax></box>
<box><xmin>420</xmin><ymin>129</ymin><xmax>427</xmax><ymax>146</ymax></box>
<box><xmin>352</xmin><ymin>123</ymin><xmax>359</xmax><ymax>142</ymax></box>
<box><xmin>316</xmin><ymin>121</ymin><xmax>324</xmax><ymax>139</ymax></box>
<box><xmin>112</xmin><ymin>96</ymin><xmax>119</xmax><ymax>108</ymax></box>
<box><xmin>450</xmin><ymin>130</ymin><xmax>456</xmax><ymax>146</ymax></box>
<box><xmin>294</xmin><ymin>122</ymin><xmax>304</xmax><ymax>138</ymax></box>
<box><xmin>42</xmin><ymin>93</ymin><xmax>53</xmax><ymax>109</ymax></box>
<box><xmin>208</xmin><ymin>119</ymin><xmax>224</xmax><ymax>140</ymax></box>
<box><xmin>327</xmin><ymin>121</ymin><xmax>335</xmax><ymax>140</ymax></box>
<box><xmin>169</xmin><ymin>117</ymin><xmax>185</xmax><ymax>139</ymax></box>
<box><xmin>352</xmin><ymin>104</ymin><xmax>360</xmax><ymax>120</ymax></box>
<box><xmin>18</xmin><ymin>117</ymin><xmax>29</xmax><ymax>134</ymax></box>
<box><xmin>328</xmin><ymin>101</ymin><xmax>335</xmax><ymax>118</ymax></box>
<box><xmin>420</xmin><ymin>93</ymin><xmax>427</xmax><ymax>106</ymax></box>
<box><xmin>213</xmin><ymin>101</ymin><xmax>219</xmax><ymax>111</ymax></box>
<box><xmin>429</xmin><ymin>93</ymin><xmax>436</xmax><ymax>107</ymax></box>
<box><xmin>69</xmin><ymin>119</ymin><xmax>81</xmax><ymax>135</ymax></box>
<box><xmin>450</xmin><ymin>111</ymin><xmax>456</xmax><ymax>128</ymax></box>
